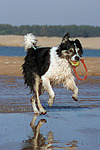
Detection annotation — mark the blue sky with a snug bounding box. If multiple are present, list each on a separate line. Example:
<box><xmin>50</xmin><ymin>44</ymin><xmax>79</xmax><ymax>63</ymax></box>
<box><xmin>0</xmin><ymin>0</ymin><xmax>100</xmax><ymax>26</ymax></box>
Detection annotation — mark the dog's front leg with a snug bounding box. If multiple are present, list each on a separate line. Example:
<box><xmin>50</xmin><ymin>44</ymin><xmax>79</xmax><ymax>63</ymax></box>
<box><xmin>31</xmin><ymin>96</ymin><xmax>39</xmax><ymax>115</ymax></box>
<box><xmin>31</xmin><ymin>95</ymin><xmax>47</xmax><ymax>115</ymax></box>
<box><xmin>41</xmin><ymin>77</ymin><xmax>55</xmax><ymax>106</ymax></box>
<box><xmin>64</xmin><ymin>78</ymin><xmax>78</xmax><ymax>101</ymax></box>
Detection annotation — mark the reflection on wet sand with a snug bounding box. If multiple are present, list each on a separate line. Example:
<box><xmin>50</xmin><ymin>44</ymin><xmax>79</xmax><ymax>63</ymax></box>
<box><xmin>22</xmin><ymin>114</ymin><xmax>78</xmax><ymax>150</ymax></box>
<box><xmin>22</xmin><ymin>115</ymin><xmax>53</xmax><ymax>150</ymax></box>
<box><xmin>0</xmin><ymin>76</ymin><xmax>100</xmax><ymax>150</ymax></box>
<box><xmin>0</xmin><ymin>110</ymin><xmax>100</xmax><ymax>150</ymax></box>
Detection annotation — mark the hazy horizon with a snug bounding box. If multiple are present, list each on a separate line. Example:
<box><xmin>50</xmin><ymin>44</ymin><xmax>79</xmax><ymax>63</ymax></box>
<box><xmin>0</xmin><ymin>0</ymin><xmax>100</xmax><ymax>27</ymax></box>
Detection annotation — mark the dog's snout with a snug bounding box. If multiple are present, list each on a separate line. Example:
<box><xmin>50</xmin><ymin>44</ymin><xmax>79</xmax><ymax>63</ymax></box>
<box><xmin>75</xmin><ymin>56</ymin><xmax>80</xmax><ymax>61</ymax></box>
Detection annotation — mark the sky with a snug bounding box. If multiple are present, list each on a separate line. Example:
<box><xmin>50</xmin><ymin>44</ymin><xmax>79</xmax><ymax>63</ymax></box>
<box><xmin>0</xmin><ymin>0</ymin><xmax>100</xmax><ymax>26</ymax></box>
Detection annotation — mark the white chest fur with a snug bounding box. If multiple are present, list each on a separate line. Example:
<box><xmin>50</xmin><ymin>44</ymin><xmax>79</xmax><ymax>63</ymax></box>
<box><xmin>42</xmin><ymin>47</ymin><xmax>74</xmax><ymax>85</ymax></box>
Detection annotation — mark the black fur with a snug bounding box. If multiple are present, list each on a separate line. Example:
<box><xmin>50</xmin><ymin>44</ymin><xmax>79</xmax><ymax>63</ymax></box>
<box><xmin>22</xmin><ymin>47</ymin><xmax>51</xmax><ymax>93</ymax></box>
<box><xmin>35</xmin><ymin>47</ymin><xmax>51</xmax><ymax>76</ymax></box>
<box><xmin>57</xmin><ymin>39</ymin><xmax>83</xmax><ymax>58</ymax></box>
<box><xmin>75</xmin><ymin>39</ymin><xmax>83</xmax><ymax>56</ymax></box>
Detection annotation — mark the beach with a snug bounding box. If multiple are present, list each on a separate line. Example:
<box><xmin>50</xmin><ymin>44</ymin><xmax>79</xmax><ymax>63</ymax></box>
<box><xmin>0</xmin><ymin>36</ymin><xmax>100</xmax><ymax>150</ymax></box>
<box><xmin>0</xmin><ymin>35</ymin><xmax>100</xmax><ymax>76</ymax></box>
<box><xmin>0</xmin><ymin>56</ymin><xmax>100</xmax><ymax>76</ymax></box>
<box><xmin>1</xmin><ymin>109</ymin><xmax>100</xmax><ymax>150</ymax></box>
<box><xmin>0</xmin><ymin>35</ymin><xmax>100</xmax><ymax>49</ymax></box>
<box><xmin>0</xmin><ymin>75</ymin><xmax>100</xmax><ymax>150</ymax></box>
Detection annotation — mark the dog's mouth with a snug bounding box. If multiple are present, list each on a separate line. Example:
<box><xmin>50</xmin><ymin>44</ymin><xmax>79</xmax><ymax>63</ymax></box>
<box><xmin>69</xmin><ymin>59</ymin><xmax>80</xmax><ymax>67</ymax></box>
<box><xmin>69</xmin><ymin>55</ymin><xmax>81</xmax><ymax>67</ymax></box>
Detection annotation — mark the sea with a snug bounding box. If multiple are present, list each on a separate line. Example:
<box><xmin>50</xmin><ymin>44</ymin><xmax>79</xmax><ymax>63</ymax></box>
<box><xmin>0</xmin><ymin>46</ymin><xmax>100</xmax><ymax>57</ymax></box>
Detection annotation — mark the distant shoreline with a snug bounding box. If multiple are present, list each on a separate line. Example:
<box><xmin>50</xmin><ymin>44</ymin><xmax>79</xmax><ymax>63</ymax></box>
<box><xmin>0</xmin><ymin>35</ymin><xmax>100</xmax><ymax>77</ymax></box>
<box><xmin>0</xmin><ymin>35</ymin><xmax>100</xmax><ymax>49</ymax></box>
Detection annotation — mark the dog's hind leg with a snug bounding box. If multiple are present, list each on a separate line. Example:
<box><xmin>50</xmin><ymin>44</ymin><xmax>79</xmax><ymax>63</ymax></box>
<box><xmin>42</xmin><ymin>77</ymin><xmax>55</xmax><ymax>106</ymax></box>
<box><xmin>36</xmin><ymin>93</ymin><xmax>47</xmax><ymax>115</ymax></box>
<box><xmin>34</xmin><ymin>75</ymin><xmax>47</xmax><ymax>115</ymax></box>
<box><xmin>64</xmin><ymin>78</ymin><xmax>78</xmax><ymax>101</ymax></box>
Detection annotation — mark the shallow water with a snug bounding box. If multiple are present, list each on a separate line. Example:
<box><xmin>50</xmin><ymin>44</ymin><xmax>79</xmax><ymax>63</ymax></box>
<box><xmin>0</xmin><ymin>76</ymin><xmax>100</xmax><ymax>113</ymax></box>
<box><xmin>0</xmin><ymin>110</ymin><xmax>100</xmax><ymax>150</ymax></box>
<box><xmin>0</xmin><ymin>76</ymin><xmax>100</xmax><ymax>150</ymax></box>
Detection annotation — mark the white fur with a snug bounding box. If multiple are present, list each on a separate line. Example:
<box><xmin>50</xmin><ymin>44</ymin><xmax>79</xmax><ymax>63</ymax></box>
<box><xmin>42</xmin><ymin>47</ymin><xmax>73</xmax><ymax>84</ymax></box>
<box><xmin>41</xmin><ymin>47</ymin><xmax>78</xmax><ymax>107</ymax></box>
<box><xmin>24</xmin><ymin>33</ymin><xmax>37</xmax><ymax>50</ymax></box>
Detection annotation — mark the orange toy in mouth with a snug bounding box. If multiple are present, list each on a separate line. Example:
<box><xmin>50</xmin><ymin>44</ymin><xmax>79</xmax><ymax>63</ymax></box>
<box><xmin>72</xmin><ymin>59</ymin><xmax>88</xmax><ymax>81</ymax></box>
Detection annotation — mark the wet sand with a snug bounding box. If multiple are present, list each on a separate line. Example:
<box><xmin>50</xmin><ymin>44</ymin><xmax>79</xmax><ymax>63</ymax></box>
<box><xmin>0</xmin><ymin>76</ymin><xmax>100</xmax><ymax>113</ymax></box>
<box><xmin>0</xmin><ymin>110</ymin><xmax>100</xmax><ymax>150</ymax></box>
<box><xmin>0</xmin><ymin>75</ymin><xmax>100</xmax><ymax>150</ymax></box>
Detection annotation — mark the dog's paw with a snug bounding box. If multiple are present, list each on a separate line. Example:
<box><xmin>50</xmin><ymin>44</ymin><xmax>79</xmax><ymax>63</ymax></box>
<box><xmin>48</xmin><ymin>98</ymin><xmax>54</xmax><ymax>106</ymax></box>
<box><xmin>40</xmin><ymin>110</ymin><xmax>47</xmax><ymax>115</ymax></box>
<box><xmin>72</xmin><ymin>96</ymin><xmax>78</xmax><ymax>102</ymax></box>
<box><xmin>34</xmin><ymin>111</ymin><xmax>40</xmax><ymax>115</ymax></box>
<box><xmin>48</xmin><ymin>100</ymin><xmax>54</xmax><ymax>106</ymax></box>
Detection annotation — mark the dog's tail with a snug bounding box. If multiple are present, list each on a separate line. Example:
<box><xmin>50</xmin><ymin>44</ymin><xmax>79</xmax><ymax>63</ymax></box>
<box><xmin>24</xmin><ymin>33</ymin><xmax>37</xmax><ymax>50</ymax></box>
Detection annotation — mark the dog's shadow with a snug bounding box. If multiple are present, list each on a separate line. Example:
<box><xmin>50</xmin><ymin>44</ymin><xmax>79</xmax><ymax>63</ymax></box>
<box><xmin>21</xmin><ymin>115</ymin><xmax>53</xmax><ymax>150</ymax></box>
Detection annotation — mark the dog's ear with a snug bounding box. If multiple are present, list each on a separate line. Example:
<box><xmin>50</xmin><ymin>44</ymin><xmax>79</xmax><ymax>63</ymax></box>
<box><xmin>62</xmin><ymin>32</ymin><xmax>70</xmax><ymax>43</ymax></box>
<box><xmin>75</xmin><ymin>39</ymin><xmax>82</xmax><ymax>49</ymax></box>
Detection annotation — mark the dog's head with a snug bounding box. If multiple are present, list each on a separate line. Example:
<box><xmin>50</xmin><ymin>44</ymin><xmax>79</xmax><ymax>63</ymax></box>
<box><xmin>58</xmin><ymin>33</ymin><xmax>83</xmax><ymax>64</ymax></box>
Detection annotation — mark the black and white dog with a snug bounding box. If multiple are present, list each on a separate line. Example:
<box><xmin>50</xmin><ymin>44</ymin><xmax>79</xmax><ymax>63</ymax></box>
<box><xmin>22</xmin><ymin>33</ymin><xmax>83</xmax><ymax>115</ymax></box>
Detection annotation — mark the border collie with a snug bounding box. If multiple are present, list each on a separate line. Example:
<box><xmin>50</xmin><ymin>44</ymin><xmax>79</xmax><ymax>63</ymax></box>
<box><xmin>22</xmin><ymin>33</ymin><xmax>83</xmax><ymax>115</ymax></box>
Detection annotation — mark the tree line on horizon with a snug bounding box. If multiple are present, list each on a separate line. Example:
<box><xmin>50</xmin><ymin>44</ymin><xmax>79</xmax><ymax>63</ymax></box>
<box><xmin>0</xmin><ymin>24</ymin><xmax>100</xmax><ymax>37</ymax></box>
